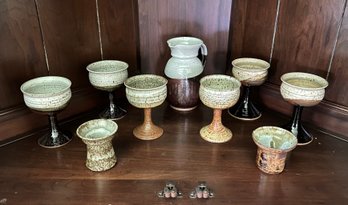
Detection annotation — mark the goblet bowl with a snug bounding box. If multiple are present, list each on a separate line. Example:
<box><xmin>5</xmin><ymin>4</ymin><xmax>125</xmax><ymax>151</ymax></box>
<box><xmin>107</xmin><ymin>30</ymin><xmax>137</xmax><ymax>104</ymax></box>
<box><xmin>280</xmin><ymin>72</ymin><xmax>328</xmax><ymax>107</ymax></box>
<box><xmin>20</xmin><ymin>76</ymin><xmax>72</xmax><ymax>112</ymax></box>
<box><xmin>87</xmin><ymin>60</ymin><xmax>128</xmax><ymax>92</ymax></box>
<box><xmin>199</xmin><ymin>75</ymin><xmax>241</xmax><ymax>109</ymax></box>
<box><xmin>232</xmin><ymin>58</ymin><xmax>270</xmax><ymax>86</ymax></box>
<box><xmin>124</xmin><ymin>74</ymin><xmax>167</xmax><ymax>108</ymax></box>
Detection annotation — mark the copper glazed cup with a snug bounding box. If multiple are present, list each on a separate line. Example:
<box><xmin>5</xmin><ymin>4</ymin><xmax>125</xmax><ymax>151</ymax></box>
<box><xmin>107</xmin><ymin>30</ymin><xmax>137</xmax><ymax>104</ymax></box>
<box><xmin>252</xmin><ymin>126</ymin><xmax>297</xmax><ymax>174</ymax></box>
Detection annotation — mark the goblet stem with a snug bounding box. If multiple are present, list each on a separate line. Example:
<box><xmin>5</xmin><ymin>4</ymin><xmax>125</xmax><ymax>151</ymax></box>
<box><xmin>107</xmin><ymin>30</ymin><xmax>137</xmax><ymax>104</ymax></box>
<box><xmin>200</xmin><ymin>109</ymin><xmax>232</xmax><ymax>143</ymax></box>
<box><xmin>283</xmin><ymin>105</ymin><xmax>312</xmax><ymax>145</ymax></box>
<box><xmin>210</xmin><ymin>109</ymin><xmax>223</xmax><ymax>131</ymax></box>
<box><xmin>133</xmin><ymin>108</ymin><xmax>163</xmax><ymax>140</ymax></box>
<box><xmin>38</xmin><ymin>113</ymin><xmax>72</xmax><ymax>148</ymax></box>
<box><xmin>99</xmin><ymin>92</ymin><xmax>127</xmax><ymax>120</ymax></box>
<box><xmin>228</xmin><ymin>86</ymin><xmax>261</xmax><ymax>120</ymax></box>
<box><xmin>49</xmin><ymin>114</ymin><xmax>59</xmax><ymax>138</ymax></box>
<box><xmin>109</xmin><ymin>92</ymin><xmax>115</xmax><ymax>115</ymax></box>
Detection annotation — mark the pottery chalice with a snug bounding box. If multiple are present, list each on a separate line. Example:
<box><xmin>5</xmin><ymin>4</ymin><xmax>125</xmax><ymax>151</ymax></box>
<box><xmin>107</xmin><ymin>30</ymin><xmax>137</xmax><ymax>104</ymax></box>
<box><xmin>87</xmin><ymin>60</ymin><xmax>128</xmax><ymax>120</ymax></box>
<box><xmin>20</xmin><ymin>76</ymin><xmax>72</xmax><ymax>148</ymax></box>
<box><xmin>229</xmin><ymin>58</ymin><xmax>270</xmax><ymax>120</ymax></box>
<box><xmin>199</xmin><ymin>74</ymin><xmax>241</xmax><ymax>143</ymax></box>
<box><xmin>280</xmin><ymin>72</ymin><xmax>328</xmax><ymax>145</ymax></box>
<box><xmin>124</xmin><ymin>74</ymin><xmax>168</xmax><ymax>140</ymax></box>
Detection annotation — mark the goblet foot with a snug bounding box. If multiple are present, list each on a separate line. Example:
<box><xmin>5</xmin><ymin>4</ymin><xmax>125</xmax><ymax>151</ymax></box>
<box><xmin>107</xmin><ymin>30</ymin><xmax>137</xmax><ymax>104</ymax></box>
<box><xmin>200</xmin><ymin>124</ymin><xmax>232</xmax><ymax>143</ymax></box>
<box><xmin>283</xmin><ymin>122</ymin><xmax>313</xmax><ymax>145</ymax></box>
<box><xmin>133</xmin><ymin>124</ymin><xmax>163</xmax><ymax>140</ymax></box>
<box><xmin>99</xmin><ymin>106</ymin><xmax>127</xmax><ymax>120</ymax></box>
<box><xmin>228</xmin><ymin>86</ymin><xmax>261</xmax><ymax>121</ymax></box>
<box><xmin>38</xmin><ymin>130</ymin><xmax>72</xmax><ymax>148</ymax></box>
<box><xmin>228</xmin><ymin>100</ymin><xmax>261</xmax><ymax>121</ymax></box>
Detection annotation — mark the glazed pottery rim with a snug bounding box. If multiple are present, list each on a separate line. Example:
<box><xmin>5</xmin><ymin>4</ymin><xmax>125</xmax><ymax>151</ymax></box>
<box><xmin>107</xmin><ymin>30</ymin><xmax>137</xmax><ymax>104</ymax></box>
<box><xmin>86</xmin><ymin>60</ymin><xmax>128</xmax><ymax>74</ymax></box>
<box><xmin>200</xmin><ymin>74</ymin><xmax>241</xmax><ymax>93</ymax></box>
<box><xmin>232</xmin><ymin>57</ymin><xmax>270</xmax><ymax>71</ymax></box>
<box><xmin>167</xmin><ymin>36</ymin><xmax>203</xmax><ymax>47</ymax></box>
<box><xmin>124</xmin><ymin>74</ymin><xmax>168</xmax><ymax>91</ymax></box>
<box><xmin>252</xmin><ymin>126</ymin><xmax>298</xmax><ymax>152</ymax></box>
<box><xmin>281</xmin><ymin>72</ymin><xmax>329</xmax><ymax>90</ymax></box>
<box><xmin>76</xmin><ymin>119</ymin><xmax>118</xmax><ymax>141</ymax></box>
<box><xmin>20</xmin><ymin>76</ymin><xmax>71</xmax><ymax>97</ymax></box>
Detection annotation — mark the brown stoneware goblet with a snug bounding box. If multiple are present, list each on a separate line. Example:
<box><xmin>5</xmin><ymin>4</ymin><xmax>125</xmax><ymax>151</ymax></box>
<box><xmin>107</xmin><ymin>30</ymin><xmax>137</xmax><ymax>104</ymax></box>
<box><xmin>124</xmin><ymin>74</ymin><xmax>168</xmax><ymax>140</ymax></box>
<box><xmin>199</xmin><ymin>74</ymin><xmax>241</xmax><ymax>143</ymax></box>
<box><xmin>20</xmin><ymin>76</ymin><xmax>72</xmax><ymax>148</ymax></box>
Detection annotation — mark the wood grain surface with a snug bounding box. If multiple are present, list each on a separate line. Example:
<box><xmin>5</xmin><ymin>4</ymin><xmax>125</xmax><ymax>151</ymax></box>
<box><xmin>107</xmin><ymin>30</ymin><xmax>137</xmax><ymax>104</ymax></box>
<box><xmin>36</xmin><ymin>0</ymin><xmax>101</xmax><ymax>88</ymax></box>
<box><xmin>325</xmin><ymin>2</ymin><xmax>348</xmax><ymax>107</ymax></box>
<box><xmin>230</xmin><ymin>0</ymin><xmax>278</xmax><ymax>63</ymax></box>
<box><xmin>0</xmin><ymin>0</ymin><xmax>47</xmax><ymax>110</ymax></box>
<box><xmin>138</xmin><ymin>0</ymin><xmax>232</xmax><ymax>75</ymax></box>
<box><xmin>98</xmin><ymin>0</ymin><xmax>139</xmax><ymax>76</ymax></box>
<box><xmin>269</xmin><ymin>0</ymin><xmax>345</xmax><ymax>84</ymax></box>
<box><xmin>0</xmin><ymin>103</ymin><xmax>347</xmax><ymax>204</ymax></box>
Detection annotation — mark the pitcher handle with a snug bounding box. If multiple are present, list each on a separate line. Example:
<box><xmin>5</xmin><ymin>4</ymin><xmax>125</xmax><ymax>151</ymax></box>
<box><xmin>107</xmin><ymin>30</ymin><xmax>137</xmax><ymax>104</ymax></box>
<box><xmin>200</xmin><ymin>43</ymin><xmax>208</xmax><ymax>67</ymax></box>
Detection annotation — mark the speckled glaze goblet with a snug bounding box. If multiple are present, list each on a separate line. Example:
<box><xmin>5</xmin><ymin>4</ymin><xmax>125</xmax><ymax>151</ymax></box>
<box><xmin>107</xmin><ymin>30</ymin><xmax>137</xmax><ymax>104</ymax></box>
<box><xmin>253</xmin><ymin>126</ymin><xmax>297</xmax><ymax>174</ymax></box>
<box><xmin>87</xmin><ymin>60</ymin><xmax>128</xmax><ymax>120</ymax></box>
<box><xmin>280</xmin><ymin>72</ymin><xmax>328</xmax><ymax>145</ymax></box>
<box><xmin>199</xmin><ymin>75</ymin><xmax>241</xmax><ymax>143</ymax></box>
<box><xmin>124</xmin><ymin>74</ymin><xmax>167</xmax><ymax>140</ymax></box>
<box><xmin>229</xmin><ymin>58</ymin><xmax>270</xmax><ymax>120</ymax></box>
<box><xmin>20</xmin><ymin>76</ymin><xmax>72</xmax><ymax>148</ymax></box>
<box><xmin>76</xmin><ymin>119</ymin><xmax>117</xmax><ymax>172</ymax></box>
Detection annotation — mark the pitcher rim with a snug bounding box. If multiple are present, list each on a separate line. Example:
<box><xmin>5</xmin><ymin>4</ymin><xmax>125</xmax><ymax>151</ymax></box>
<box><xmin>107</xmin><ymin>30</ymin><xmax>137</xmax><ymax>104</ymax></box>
<box><xmin>167</xmin><ymin>36</ymin><xmax>203</xmax><ymax>47</ymax></box>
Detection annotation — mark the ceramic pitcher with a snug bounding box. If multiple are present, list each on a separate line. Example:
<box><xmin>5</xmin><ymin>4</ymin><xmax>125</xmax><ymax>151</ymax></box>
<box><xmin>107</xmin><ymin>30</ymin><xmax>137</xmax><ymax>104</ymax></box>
<box><xmin>164</xmin><ymin>37</ymin><xmax>208</xmax><ymax>111</ymax></box>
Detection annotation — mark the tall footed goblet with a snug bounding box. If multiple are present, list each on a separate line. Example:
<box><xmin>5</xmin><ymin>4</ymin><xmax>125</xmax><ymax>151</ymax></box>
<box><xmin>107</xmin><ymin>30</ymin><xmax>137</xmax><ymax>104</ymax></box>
<box><xmin>280</xmin><ymin>72</ymin><xmax>328</xmax><ymax>145</ymax></box>
<box><xmin>87</xmin><ymin>60</ymin><xmax>128</xmax><ymax>120</ymax></box>
<box><xmin>20</xmin><ymin>76</ymin><xmax>72</xmax><ymax>148</ymax></box>
<box><xmin>228</xmin><ymin>58</ymin><xmax>270</xmax><ymax>120</ymax></box>
<box><xmin>199</xmin><ymin>75</ymin><xmax>241</xmax><ymax>143</ymax></box>
<box><xmin>124</xmin><ymin>74</ymin><xmax>167</xmax><ymax>140</ymax></box>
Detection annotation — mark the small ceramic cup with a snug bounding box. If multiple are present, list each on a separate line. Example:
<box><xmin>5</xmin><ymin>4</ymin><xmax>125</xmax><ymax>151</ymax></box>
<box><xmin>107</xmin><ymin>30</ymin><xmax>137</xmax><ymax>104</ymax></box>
<box><xmin>252</xmin><ymin>126</ymin><xmax>297</xmax><ymax>174</ymax></box>
<box><xmin>76</xmin><ymin>119</ymin><xmax>118</xmax><ymax>172</ymax></box>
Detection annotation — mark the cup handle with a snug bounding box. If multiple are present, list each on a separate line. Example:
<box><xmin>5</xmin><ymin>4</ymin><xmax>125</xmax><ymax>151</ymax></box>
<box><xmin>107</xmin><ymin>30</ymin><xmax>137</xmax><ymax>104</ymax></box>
<box><xmin>200</xmin><ymin>43</ymin><xmax>208</xmax><ymax>67</ymax></box>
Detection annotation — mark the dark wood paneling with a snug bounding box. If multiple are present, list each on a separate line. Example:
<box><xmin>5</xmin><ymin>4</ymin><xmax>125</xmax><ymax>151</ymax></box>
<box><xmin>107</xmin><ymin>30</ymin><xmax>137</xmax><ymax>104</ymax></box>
<box><xmin>98</xmin><ymin>0</ymin><xmax>139</xmax><ymax>76</ymax></box>
<box><xmin>1</xmin><ymin>104</ymin><xmax>348</xmax><ymax>204</ymax></box>
<box><xmin>270</xmin><ymin>0</ymin><xmax>345</xmax><ymax>85</ymax></box>
<box><xmin>326</xmin><ymin>3</ymin><xmax>348</xmax><ymax>107</ymax></box>
<box><xmin>230</xmin><ymin>0</ymin><xmax>278</xmax><ymax>62</ymax></box>
<box><xmin>0</xmin><ymin>0</ymin><xmax>47</xmax><ymax>109</ymax></box>
<box><xmin>37</xmin><ymin>0</ymin><xmax>101</xmax><ymax>88</ymax></box>
<box><xmin>138</xmin><ymin>0</ymin><xmax>232</xmax><ymax>75</ymax></box>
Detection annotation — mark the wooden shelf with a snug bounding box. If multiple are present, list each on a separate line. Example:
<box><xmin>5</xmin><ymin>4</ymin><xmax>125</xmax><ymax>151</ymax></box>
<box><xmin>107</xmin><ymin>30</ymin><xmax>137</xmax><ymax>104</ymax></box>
<box><xmin>0</xmin><ymin>103</ymin><xmax>347</xmax><ymax>204</ymax></box>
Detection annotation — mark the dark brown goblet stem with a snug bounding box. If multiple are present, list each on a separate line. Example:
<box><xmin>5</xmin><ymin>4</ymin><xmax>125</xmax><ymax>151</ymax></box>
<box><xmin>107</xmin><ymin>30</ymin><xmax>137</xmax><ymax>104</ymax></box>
<box><xmin>109</xmin><ymin>92</ymin><xmax>115</xmax><ymax>115</ymax></box>
<box><xmin>99</xmin><ymin>92</ymin><xmax>126</xmax><ymax>120</ymax></box>
<box><xmin>282</xmin><ymin>105</ymin><xmax>312</xmax><ymax>145</ymax></box>
<box><xmin>133</xmin><ymin>108</ymin><xmax>163</xmax><ymax>140</ymax></box>
<box><xmin>228</xmin><ymin>86</ymin><xmax>261</xmax><ymax>120</ymax></box>
<box><xmin>38</xmin><ymin>113</ymin><xmax>72</xmax><ymax>148</ymax></box>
